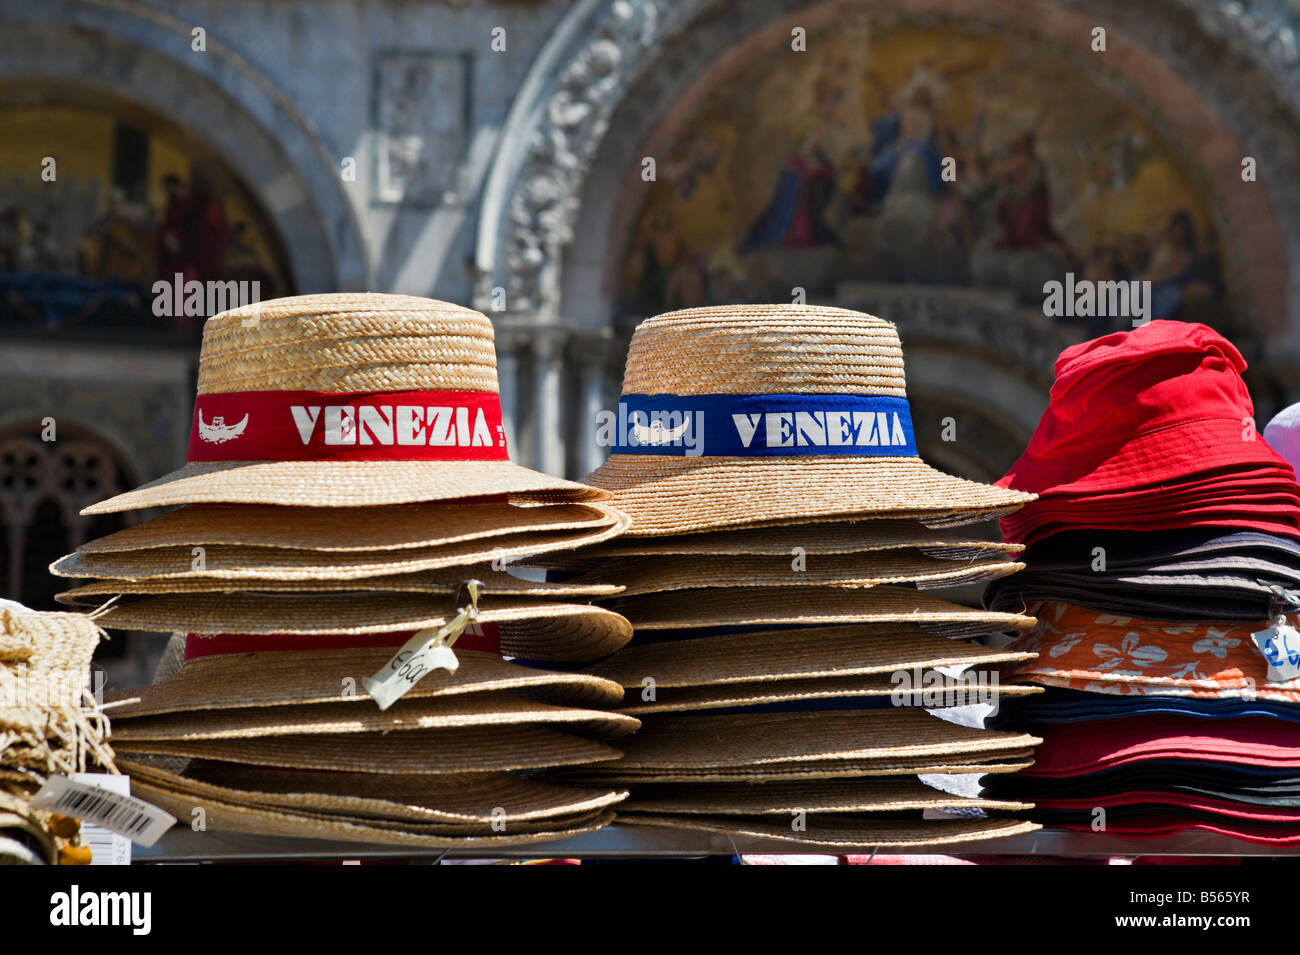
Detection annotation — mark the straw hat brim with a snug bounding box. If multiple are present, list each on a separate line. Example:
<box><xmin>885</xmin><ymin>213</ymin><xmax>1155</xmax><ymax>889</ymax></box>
<box><xmin>53</xmin><ymin>518</ymin><xmax>630</xmax><ymax>581</ymax></box>
<box><xmin>574</xmin><ymin>553</ymin><xmax>1023</xmax><ymax>595</ymax></box>
<box><xmin>82</xmin><ymin>460</ymin><xmax>608</xmax><ymax>515</ymax></box>
<box><xmin>87</xmin><ymin>595</ymin><xmax>632</xmax><ymax>661</ymax></box>
<box><xmin>108</xmin><ymin>692</ymin><xmax>640</xmax><ymax>741</ymax></box>
<box><xmin>601</xmin><ymin>709</ymin><xmax>1040</xmax><ymax>770</ymax></box>
<box><xmin>584</xmin><ymin>625</ymin><xmax>1035</xmax><ymax>689</ymax></box>
<box><xmin>615</xmin><ymin>673</ymin><xmax>1041</xmax><ymax>715</ymax></box>
<box><xmin>564</xmin><ymin>753</ymin><xmax>1037</xmax><ymax>783</ymax></box>
<box><xmin>543</xmin><ymin>518</ymin><xmax>1025</xmax><ymax>560</ymax></box>
<box><xmin>118</xmin><ymin>758</ymin><xmax>627</xmax><ymax>824</ymax></box>
<box><xmin>607</xmin><ymin>586</ymin><xmax>1034</xmax><ymax>636</ymax></box>
<box><xmin>585</xmin><ymin>454</ymin><xmax>1033</xmax><ymax>537</ymax></box>
<box><xmin>618</xmin><ymin>812</ymin><xmax>1040</xmax><ymax>848</ymax></box>
<box><xmin>111</xmin><ymin>725</ymin><xmax>623</xmax><ymax>773</ymax></box>
<box><xmin>57</xmin><ymin>567</ymin><xmax>622</xmax><ymax>604</ymax></box>
<box><xmin>104</xmin><ymin>647</ymin><xmax>624</xmax><ymax>717</ymax></box>
<box><xmin>131</xmin><ymin>778</ymin><xmax>618</xmax><ymax>847</ymax></box>
<box><xmin>78</xmin><ymin>501</ymin><xmax>621</xmax><ymax>553</ymax></box>
<box><xmin>620</xmin><ymin>778</ymin><xmax>1032</xmax><ymax>814</ymax></box>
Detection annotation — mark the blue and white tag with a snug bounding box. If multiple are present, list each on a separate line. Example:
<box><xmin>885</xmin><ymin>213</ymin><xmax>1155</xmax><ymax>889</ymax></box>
<box><xmin>604</xmin><ymin>393</ymin><xmax>917</xmax><ymax>457</ymax></box>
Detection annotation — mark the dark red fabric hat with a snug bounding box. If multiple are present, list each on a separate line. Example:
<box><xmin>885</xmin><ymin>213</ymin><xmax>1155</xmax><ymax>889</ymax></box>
<box><xmin>998</xmin><ymin>321</ymin><xmax>1295</xmax><ymax>498</ymax></box>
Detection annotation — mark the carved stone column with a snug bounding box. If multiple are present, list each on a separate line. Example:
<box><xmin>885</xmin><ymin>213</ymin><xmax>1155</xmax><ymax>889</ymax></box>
<box><xmin>492</xmin><ymin>322</ymin><xmax>526</xmax><ymax>458</ymax></box>
<box><xmin>531</xmin><ymin>325</ymin><xmax>571</xmax><ymax>478</ymax></box>
<box><xmin>568</xmin><ymin>330</ymin><xmax>616</xmax><ymax>478</ymax></box>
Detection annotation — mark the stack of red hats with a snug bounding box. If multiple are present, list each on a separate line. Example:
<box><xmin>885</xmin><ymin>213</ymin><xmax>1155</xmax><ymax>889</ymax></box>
<box><xmin>997</xmin><ymin>321</ymin><xmax>1300</xmax><ymax>545</ymax></box>
<box><xmin>987</xmin><ymin>320</ymin><xmax>1300</xmax><ymax>847</ymax></box>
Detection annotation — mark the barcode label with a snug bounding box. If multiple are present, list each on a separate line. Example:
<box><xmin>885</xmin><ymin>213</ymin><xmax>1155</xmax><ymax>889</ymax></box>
<box><xmin>31</xmin><ymin>775</ymin><xmax>176</xmax><ymax>847</ymax></box>
<box><xmin>73</xmin><ymin>774</ymin><xmax>131</xmax><ymax>865</ymax></box>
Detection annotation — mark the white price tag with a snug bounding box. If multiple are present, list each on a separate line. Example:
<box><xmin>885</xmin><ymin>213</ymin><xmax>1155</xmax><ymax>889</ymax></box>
<box><xmin>72</xmin><ymin>774</ymin><xmax>131</xmax><ymax>865</ymax></box>
<box><xmin>363</xmin><ymin>626</ymin><xmax>462</xmax><ymax>711</ymax></box>
<box><xmin>1250</xmin><ymin>621</ymin><xmax>1300</xmax><ymax>683</ymax></box>
<box><xmin>31</xmin><ymin>774</ymin><xmax>176</xmax><ymax>848</ymax></box>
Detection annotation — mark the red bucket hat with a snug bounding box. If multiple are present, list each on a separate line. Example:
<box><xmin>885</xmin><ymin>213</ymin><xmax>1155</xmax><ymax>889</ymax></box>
<box><xmin>998</xmin><ymin>321</ymin><xmax>1296</xmax><ymax>498</ymax></box>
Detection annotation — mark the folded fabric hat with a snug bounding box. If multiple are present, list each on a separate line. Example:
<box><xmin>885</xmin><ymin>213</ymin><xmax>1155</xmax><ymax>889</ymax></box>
<box><xmin>584</xmin><ymin>304</ymin><xmax>1034</xmax><ymax>536</ymax></box>
<box><xmin>998</xmin><ymin>686</ymin><xmax>1300</xmax><ymax>725</ymax></box>
<box><xmin>1005</xmin><ymin>602</ymin><xmax>1300</xmax><ymax>701</ymax></box>
<box><xmin>1016</xmin><ymin>715</ymin><xmax>1300</xmax><ymax>777</ymax></box>
<box><xmin>1264</xmin><ymin>401</ymin><xmax>1300</xmax><ymax>474</ymax></box>
<box><xmin>997</xmin><ymin>320</ymin><xmax>1297</xmax><ymax>505</ymax></box>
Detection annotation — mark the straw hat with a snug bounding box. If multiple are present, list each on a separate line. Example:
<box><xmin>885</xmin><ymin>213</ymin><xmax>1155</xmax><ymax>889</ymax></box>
<box><xmin>619</xmin><ymin>813</ymin><xmax>1039</xmax><ymax>847</ymax></box>
<box><xmin>103</xmin><ymin>645</ymin><xmax>624</xmax><ymax>717</ymax></box>
<box><xmin>620</xmin><ymin>778</ymin><xmax>1031</xmax><ymax>815</ymax></box>
<box><xmin>591</xmin><ymin>709</ymin><xmax>1040</xmax><ymax>770</ymax></box>
<box><xmin>130</xmin><ymin>776</ymin><xmax>617</xmax><ymax>848</ymax></box>
<box><xmin>84</xmin><ymin>594</ymin><xmax>631</xmax><ymax>661</ymax></box>
<box><xmin>584</xmin><ymin>624</ymin><xmax>1034</xmax><ymax>689</ymax></box>
<box><xmin>571</xmin><ymin>552</ymin><xmax>1023</xmax><ymax>595</ymax></box>
<box><xmin>583</xmin><ymin>305</ymin><xmax>1034</xmax><ymax>536</ymax></box>
<box><xmin>532</xmin><ymin>518</ymin><xmax>1025</xmax><ymax>561</ymax></box>
<box><xmin>52</xmin><ymin>520</ymin><xmax>628</xmax><ymax>581</ymax></box>
<box><xmin>117</xmin><ymin>759</ymin><xmax>627</xmax><ymax>824</ymax></box>
<box><xmin>107</xmin><ymin>692</ymin><xmax>640</xmax><ymax>741</ymax></box>
<box><xmin>607</xmin><ymin>586</ymin><xmax>1034</xmax><ymax>636</ymax></box>
<box><xmin>80</xmin><ymin>294</ymin><xmax>606</xmax><ymax>514</ymax></box>
<box><xmin>56</xmin><ymin>566</ymin><xmax>621</xmax><ymax>604</ymax></box>
<box><xmin>564</xmin><ymin>752</ymin><xmax>1037</xmax><ymax>784</ymax></box>
<box><xmin>613</xmin><ymin>672</ymin><xmax>1039</xmax><ymax>715</ymax></box>
<box><xmin>111</xmin><ymin>725</ymin><xmax>623</xmax><ymax>774</ymax></box>
<box><xmin>77</xmin><ymin>500</ymin><xmax>621</xmax><ymax>553</ymax></box>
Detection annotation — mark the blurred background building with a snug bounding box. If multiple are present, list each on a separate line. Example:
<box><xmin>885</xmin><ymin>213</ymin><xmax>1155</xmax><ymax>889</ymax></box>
<box><xmin>4</xmin><ymin>0</ymin><xmax>1300</xmax><ymax>682</ymax></box>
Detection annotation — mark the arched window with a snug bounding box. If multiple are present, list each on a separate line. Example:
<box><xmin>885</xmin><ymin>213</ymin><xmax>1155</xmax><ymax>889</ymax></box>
<box><xmin>0</xmin><ymin>424</ymin><xmax>136</xmax><ymax>657</ymax></box>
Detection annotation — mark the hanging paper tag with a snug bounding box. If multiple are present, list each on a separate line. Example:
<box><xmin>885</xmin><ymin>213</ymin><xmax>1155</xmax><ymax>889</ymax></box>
<box><xmin>30</xmin><ymin>775</ymin><xmax>176</xmax><ymax>848</ymax></box>
<box><xmin>1250</xmin><ymin>617</ymin><xmax>1300</xmax><ymax>683</ymax></box>
<box><xmin>362</xmin><ymin>581</ymin><xmax>482</xmax><ymax>711</ymax></box>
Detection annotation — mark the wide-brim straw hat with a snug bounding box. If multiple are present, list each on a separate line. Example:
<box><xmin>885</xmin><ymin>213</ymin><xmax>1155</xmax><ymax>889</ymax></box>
<box><xmin>77</xmin><ymin>500</ymin><xmax>621</xmax><ymax>554</ymax></box>
<box><xmin>52</xmin><ymin>517</ymin><xmax>628</xmax><ymax>582</ymax></box>
<box><xmin>56</xmin><ymin>566</ymin><xmax>621</xmax><ymax>604</ymax></box>
<box><xmin>618</xmin><ymin>813</ymin><xmax>1038</xmax><ymax>848</ymax></box>
<box><xmin>107</xmin><ymin>692</ymin><xmax>640</xmax><ymax>741</ymax></box>
<box><xmin>612</xmin><ymin>672</ymin><xmax>1040</xmax><ymax>715</ymax></box>
<box><xmin>82</xmin><ymin>294</ymin><xmax>605</xmax><ymax>515</ymax></box>
<box><xmin>589</xmin><ymin>709</ymin><xmax>1040</xmax><ymax>771</ymax></box>
<box><xmin>584</xmin><ymin>624</ymin><xmax>1035</xmax><ymax>690</ymax></box>
<box><xmin>119</xmin><ymin>759</ymin><xmax>627</xmax><ymax>825</ymax></box>
<box><xmin>607</xmin><ymin>586</ymin><xmax>1034</xmax><ymax>637</ymax></box>
<box><xmin>564</xmin><ymin>751</ymin><xmax>1037</xmax><ymax>784</ymax></box>
<box><xmin>583</xmin><ymin>305</ymin><xmax>1034</xmax><ymax>536</ymax></box>
<box><xmin>83</xmin><ymin>594</ymin><xmax>631</xmax><ymax>661</ymax></box>
<box><xmin>572</xmin><ymin>553</ymin><xmax>1023</xmax><ymax>595</ymax></box>
<box><xmin>111</xmin><ymin>725</ymin><xmax>623</xmax><ymax>774</ymax></box>
<box><xmin>527</xmin><ymin>518</ymin><xmax>1024</xmax><ymax>563</ymax></box>
<box><xmin>620</xmin><ymin>778</ymin><xmax>1031</xmax><ymax>815</ymax></box>
<box><xmin>129</xmin><ymin>776</ymin><xmax>617</xmax><ymax>848</ymax></box>
<box><xmin>105</xmin><ymin>645</ymin><xmax>624</xmax><ymax>717</ymax></box>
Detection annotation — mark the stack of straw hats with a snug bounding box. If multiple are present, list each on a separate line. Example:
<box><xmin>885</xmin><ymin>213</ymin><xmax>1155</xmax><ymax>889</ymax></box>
<box><xmin>986</xmin><ymin>321</ymin><xmax>1300</xmax><ymax>846</ymax></box>
<box><xmin>532</xmin><ymin>304</ymin><xmax>1048</xmax><ymax>849</ymax></box>
<box><xmin>50</xmin><ymin>293</ymin><xmax>644</xmax><ymax>849</ymax></box>
<box><xmin>0</xmin><ymin>600</ymin><xmax>115</xmax><ymax>864</ymax></box>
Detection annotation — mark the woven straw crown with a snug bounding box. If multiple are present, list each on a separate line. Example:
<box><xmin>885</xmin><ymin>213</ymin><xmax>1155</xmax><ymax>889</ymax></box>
<box><xmin>198</xmin><ymin>293</ymin><xmax>500</xmax><ymax>395</ymax></box>
<box><xmin>621</xmin><ymin>304</ymin><xmax>907</xmax><ymax>397</ymax></box>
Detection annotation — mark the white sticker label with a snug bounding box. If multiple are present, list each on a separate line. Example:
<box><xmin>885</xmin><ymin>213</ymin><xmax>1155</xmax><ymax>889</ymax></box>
<box><xmin>1250</xmin><ymin>622</ymin><xmax>1300</xmax><ymax>683</ymax></box>
<box><xmin>363</xmin><ymin>627</ymin><xmax>461</xmax><ymax>711</ymax></box>
<box><xmin>30</xmin><ymin>775</ymin><xmax>176</xmax><ymax>847</ymax></box>
<box><xmin>72</xmin><ymin>773</ymin><xmax>132</xmax><ymax>864</ymax></box>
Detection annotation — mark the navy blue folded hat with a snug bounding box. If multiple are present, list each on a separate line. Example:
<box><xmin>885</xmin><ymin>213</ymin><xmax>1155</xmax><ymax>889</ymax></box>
<box><xmin>983</xmin><ymin>527</ymin><xmax>1300</xmax><ymax>621</ymax></box>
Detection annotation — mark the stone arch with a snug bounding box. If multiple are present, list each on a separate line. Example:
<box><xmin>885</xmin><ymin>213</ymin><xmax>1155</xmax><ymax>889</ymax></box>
<box><xmin>0</xmin><ymin>0</ymin><xmax>369</xmax><ymax>291</ymax></box>
<box><xmin>474</xmin><ymin>0</ymin><xmax>1300</xmax><ymax>475</ymax></box>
